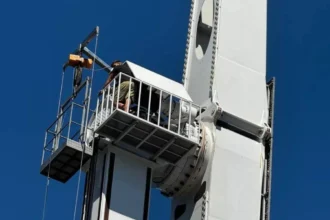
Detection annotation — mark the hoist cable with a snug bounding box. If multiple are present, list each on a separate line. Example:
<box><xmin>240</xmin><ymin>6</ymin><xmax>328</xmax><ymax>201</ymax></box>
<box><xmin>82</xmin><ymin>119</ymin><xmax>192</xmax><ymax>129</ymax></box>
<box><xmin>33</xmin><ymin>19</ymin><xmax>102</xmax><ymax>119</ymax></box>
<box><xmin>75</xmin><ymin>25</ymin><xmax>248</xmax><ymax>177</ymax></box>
<box><xmin>41</xmin><ymin>152</ymin><xmax>53</xmax><ymax>220</ymax></box>
<box><xmin>58</xmin><ymin>70</ymin><xmax>65</xmax><ymax>116</ymax></box>
<box><xmin>73</xmin><ymin>33</ymin><xmax>99</xmax><ymax>220</ymax></box>
<box><xmin>41</xmin><ymin>69</ymin><xmax>66</xmax><ymax>220</ymax></box>
<box><xmin>73</xmin><ymin>137</ymin><xmax>86</xmax><ymax>220</ymax></box>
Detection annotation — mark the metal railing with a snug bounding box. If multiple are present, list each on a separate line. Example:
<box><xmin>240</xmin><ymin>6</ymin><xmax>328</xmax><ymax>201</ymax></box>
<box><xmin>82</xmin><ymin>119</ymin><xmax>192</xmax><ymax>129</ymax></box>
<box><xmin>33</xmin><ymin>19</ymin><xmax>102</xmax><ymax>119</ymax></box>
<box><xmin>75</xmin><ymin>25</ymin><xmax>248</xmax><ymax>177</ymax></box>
<box><xmin>94</xmin><ymin>72</ymin><xmax>201</xmax><ymax>140</ymax></box>
<box><xmin>41</xmin><ymin>79</ymin><xmax>93</xmax><ymax>165</ymax></box>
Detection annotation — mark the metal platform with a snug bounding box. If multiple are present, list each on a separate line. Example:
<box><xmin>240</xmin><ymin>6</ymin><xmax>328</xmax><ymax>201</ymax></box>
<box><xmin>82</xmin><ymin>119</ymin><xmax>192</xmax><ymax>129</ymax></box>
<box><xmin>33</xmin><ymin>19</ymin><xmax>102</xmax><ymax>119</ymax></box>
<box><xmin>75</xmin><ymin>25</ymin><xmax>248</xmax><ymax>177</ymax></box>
<box><xmin>40</xmin><ymin>139</ymin><xmax>93</xmax><ymax>183</ymax></box>
<box><xmin>95</xmin><ymin>109</ymin><xmax>198</xmax><ymax>164</ymax></box>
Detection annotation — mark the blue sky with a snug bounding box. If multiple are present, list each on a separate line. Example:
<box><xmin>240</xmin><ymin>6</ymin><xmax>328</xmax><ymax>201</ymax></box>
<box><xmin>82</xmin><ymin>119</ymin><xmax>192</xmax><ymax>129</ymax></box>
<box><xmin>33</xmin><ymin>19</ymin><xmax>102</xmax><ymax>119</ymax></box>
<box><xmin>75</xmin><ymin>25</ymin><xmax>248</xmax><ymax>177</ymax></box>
<box><xmin>0</xmin><ymin>0</ymin><xmax>330</xmax><ymax>219</ymax></box>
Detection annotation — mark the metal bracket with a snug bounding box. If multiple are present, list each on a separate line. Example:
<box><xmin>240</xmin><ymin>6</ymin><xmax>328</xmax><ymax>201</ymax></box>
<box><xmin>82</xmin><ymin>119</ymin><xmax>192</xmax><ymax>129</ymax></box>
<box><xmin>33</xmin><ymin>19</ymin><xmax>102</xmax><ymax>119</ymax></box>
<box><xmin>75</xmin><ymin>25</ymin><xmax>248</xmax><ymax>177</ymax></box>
<box><xmin>216</xmin><ymin>106</ymin><xmax>271</xmax><ymax>142</ymax></box>
<box><xmin>82</xmin><ymin>47</ymin><xmax>111</xmax><ymax>73</ymax></box>
<box><xmin>63</xmin><ymin>26</ymin><xmax>100</xmax><ymax>71</ymax></box>
<box><xmin>198</xmin><ymin>99</ymin><xmax>272</xmax><ymax>142</ymax></box>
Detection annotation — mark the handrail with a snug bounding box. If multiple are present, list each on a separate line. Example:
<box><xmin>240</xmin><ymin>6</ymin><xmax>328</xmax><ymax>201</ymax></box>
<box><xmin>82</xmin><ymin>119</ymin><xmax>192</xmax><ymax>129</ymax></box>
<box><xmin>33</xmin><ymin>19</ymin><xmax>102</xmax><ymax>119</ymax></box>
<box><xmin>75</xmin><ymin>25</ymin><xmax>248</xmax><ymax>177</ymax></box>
<box><xmin>61</xmin><ymin>78</ymin><xmax>89</xmax><ymax>110</ymax></box>
<box><xmin>62</xmin><ymin>26</ymin><xmax>100</xmax><ymax>70</ymax></box>
<box><xmin>101</xmin><ymin>72</ymin><xmax>194</xmax><ymax>104</ymax></box>
<box><xmin>79</xmin><ymin>27</ymin><xmax>99</xmax><ymax>52</ymax></box>
<box><xmin>95</xmin><ymin>71</ymin><xmax>201</xmax><ymax>142</ymax></box>
<box><xmin>83</xmin><ymin>47</ymin><xmax>111</xmax><ymax>73</ymax></box>
<box><xmin>46</xmin><ymin>103</ymin><xmax>72</xmax><ymax>131</ymax></box>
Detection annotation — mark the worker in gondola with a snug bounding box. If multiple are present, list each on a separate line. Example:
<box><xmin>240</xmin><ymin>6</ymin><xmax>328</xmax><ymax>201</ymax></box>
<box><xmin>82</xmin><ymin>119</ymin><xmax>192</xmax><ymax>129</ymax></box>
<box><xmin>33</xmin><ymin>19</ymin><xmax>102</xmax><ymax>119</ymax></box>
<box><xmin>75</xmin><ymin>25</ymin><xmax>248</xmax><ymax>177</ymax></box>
<box><xmin>101</xmin><ymin>60</ymin><xmax>135</xmax><ymax>112</ymax></box>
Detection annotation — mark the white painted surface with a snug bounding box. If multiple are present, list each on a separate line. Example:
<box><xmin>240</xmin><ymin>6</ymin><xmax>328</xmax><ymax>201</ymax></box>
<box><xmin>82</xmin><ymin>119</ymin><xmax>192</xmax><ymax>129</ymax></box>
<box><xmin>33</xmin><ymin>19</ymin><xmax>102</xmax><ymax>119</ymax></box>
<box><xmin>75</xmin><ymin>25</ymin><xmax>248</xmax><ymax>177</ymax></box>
<box><xmin>208</xmin><ymin>129</ymin><xmax>264</xmax><ymax>220</ymax></box>
<box><xmin>214</xmin><ymin>0</ymin><xmax>268</xmax><ymax>125</ymax></box>
<box><xmin>99</xmin><ymin>151</ymin><xmax>111</xmax><ymax>220</ymax></box>
<box><xmin>90</xmin><ymin>151</ymin><xmax>106</xmax><ymax>220</ymax></box>
<box><xmin>179</xmin><ymin>0</ymin><xmax>269</xmax><ymax>219</ymax></box>
<box><xmin>110</xmin><ymin>211</ymin><xmax>136</xmax><ymax>220</ymax></box>
<box><xmin>201</xmin><ymin>0</ymin><xmax>214</xmax><ymax>27</ymax></box>
<box><xmin>108</xmin><ymin>151</ymin><xmax>151</xmax><ymax>220</ymax></box>
<box><xmin>216</xmin><ymin>0</ymin><xmax>267</xmax><ymax>74</ymax></box>
<box><xmin>127</xmin><ymin>61</ymin><xmax>192</xmax><ymax>102</ymax></box>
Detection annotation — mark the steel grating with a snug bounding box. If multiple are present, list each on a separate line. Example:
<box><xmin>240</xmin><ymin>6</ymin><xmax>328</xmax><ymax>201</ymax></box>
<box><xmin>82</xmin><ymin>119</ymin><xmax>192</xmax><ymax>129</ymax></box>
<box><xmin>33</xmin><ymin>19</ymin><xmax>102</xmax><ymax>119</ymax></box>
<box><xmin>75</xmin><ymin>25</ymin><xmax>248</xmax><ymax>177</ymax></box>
<box><xmin>95</xmin><ymin>110</ymin><xmax>197</xmax><ymax>164</ymax></box>
<box><xmin>40</xmin><ymin>139</ymin><xmax>93</xmax><ymax>183</ymax></box>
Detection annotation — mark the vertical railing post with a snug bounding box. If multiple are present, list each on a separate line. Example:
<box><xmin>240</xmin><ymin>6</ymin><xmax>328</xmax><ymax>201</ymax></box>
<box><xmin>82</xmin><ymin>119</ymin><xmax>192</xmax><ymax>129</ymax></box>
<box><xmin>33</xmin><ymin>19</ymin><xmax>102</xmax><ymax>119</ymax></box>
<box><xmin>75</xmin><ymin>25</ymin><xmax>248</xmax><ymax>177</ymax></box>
<box><xmin>168</xmin><ymin>95</ymin><xmax>172</xmax><ymax>130</ymax></box>
<box><xmin>67</xmin><ymin>103</ymin><xmax>74</xmax><ymax>139</ymax></box>
<box><xmin>137</xmin><ymin>81</ymin><xmax>142</xmax><ymax>118</ymax></box>
<box><xmin>80</xmin><ymin>78</ymin><xmax>90</xmax><ymax>140</ymax></box>
<box><xmin>95</xmin><ymin>97</ymin><xmax>100</xmax><ymax>130</ymax></box>
<box><xmin>188</xmin><ymin>102</ymin><xmax>192</xmax><ymax>139</ymax></box>
<box><xmin>106</xmin><ymin>81</ymin><xmax>110</xmax><ymax>117</ymax></box>
<box><xmin>199</xmin><ymin>105</ymin><xmax>202</xmax><ymax>136</ymax></box>
<box><xmin>101</xmin><ymin>89</ymin><xmax>105</xmax><ymax>123</ymax></box>
<box><xmin>178</xmin><ymin>100</ymin><xmax>182</xmax><ymax>135</ymax></box>
<box><xmin>117</xmin><ymin>73</ymin><xmax>122</xmax><ymax>109</ymax></box>
<box><xmin>42</xmin><ymin>131</ymin><xmax>48</xmax><ymax>165</ymax></box>
<box><xmin>127</xmin><ymin>77</ymin><xmax>132</xmax><ymax>113</ymax></box>
<box><xmin>54</xmin><ymin>108</ymin><xmax>64</xmax><ymax>151</ymax></box>
<box><xmin>158</xmin><ymin>90</ymin><xmax>162</xmax><ymax>126</ymax></box>
<box><xmin>111</xmin><ymin>79</ymin><xmax>116</xmax><ymax>114</ymax></box>
<box><xmin>147</xmin><ymin>86</ymin><xmax>152</xmax><ymax>122</ymax></box>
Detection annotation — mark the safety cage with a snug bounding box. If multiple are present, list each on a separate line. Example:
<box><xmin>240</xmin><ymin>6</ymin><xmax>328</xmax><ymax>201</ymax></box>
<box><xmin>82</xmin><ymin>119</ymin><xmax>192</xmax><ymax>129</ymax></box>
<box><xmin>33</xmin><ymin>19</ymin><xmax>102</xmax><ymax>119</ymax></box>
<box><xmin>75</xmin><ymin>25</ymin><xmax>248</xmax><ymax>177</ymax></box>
<box><xmin>93</xmin><ymin>65</ymin><xmax>202</xmax><ymax>165</ymax></box>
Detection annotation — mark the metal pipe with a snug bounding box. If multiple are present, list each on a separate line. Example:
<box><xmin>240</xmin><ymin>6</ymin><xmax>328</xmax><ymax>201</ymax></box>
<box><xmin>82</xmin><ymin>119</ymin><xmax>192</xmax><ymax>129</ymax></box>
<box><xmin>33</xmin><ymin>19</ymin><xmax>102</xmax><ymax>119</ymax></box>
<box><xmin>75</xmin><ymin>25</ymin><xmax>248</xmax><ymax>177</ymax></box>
<box><xmin>41</xmin><ymin>131</ymin><xmax>48</xmax><ymax>165</ymax></box>
<box><xmin>137</xmin><ymin>81</ymin><xmax>142</xmax><ymax>117</ymax></box>
<box><xmin>111</xmin><ymin>79</ymin><xmax>116</xmax><ymax>114</ymax></box>
<box><xmin>45</xmin><ymin>135</ymin><xmax>58</xmax><ymax>149</ymax></box>
<box><xmin>178</xmin><ymin>100</ymin><xmax>182</xmax><ymax>134</ymax></box>
<box><xmin>158</xmin><ymin>90</ymin><xmax>162</xmax><ymax>126</ymax></box>
<box><xmin>80</xmin><ymin>78</ymin><xmax>89</xmax><ymax>139</ymax></box>
<box><xmin>168</xmin><ymin>95</ymin><xmax>172</xmax><ymax>130</ymax></box>
<box><xmin>101</xmin><ymin>89</ymin><xmax>105</xmax><ymax>123</ymax></box>
<box><xmin>67</xmin><ymin>102</ymin><xmax>74</xmax><ymax>138</ymax></box>
<box><xmin>80</xmin><ymin>26</ymin><xmax>99</xmax><ymax>52</ymax></box>
<box><xmin>82</xmin><ymin>47</ymin><xmax>111</xmax><ymax>73</ymax></box>
<box><xmin>117</xmin><ymin>74</ymin><xmax>122</xmax><ymax>109</ymax></box>
<box><xmin>61</xmin><ymin>79</ymin><xmax>88</xmax><ymax>110</ymax></box>
<box><xmin>46</xmin><ymin>106</ymin><xmax>69</xmax><ymax>130</ymax></box>
<box><xmin>95</xmin><ymin>98</ymin><xmax>100</xmax><ymax>130</ymax></box>
<box><xmin>73</xmin><ymin>103</ymin><xmax>85</xmax><ymax>108</ymax></box>
<box><xmin>127</xmin><ymin>77</ymin><xmax>132</xmax><ymax>113</ymax></box>
<box><xmin>117</xmin><ymin>72</ymin><xmax>193</xmax><ymax>103</ymax></box>
<box><xmin>188</xmin><ymin>102</ymin><xmax>192</xmax><ymax>138</ymax></box>
<box><xmin>55</xmin><ymin>121</ymin><xmax>70</xmax><ymax>137</ymax></box>
<box><xmin>69</xmin><ymin>130</ymin><xmax>79</xmax><ymax>140</ymax></box>
<box><xmin>106</xmin><ymin>81</ymin><xmax>110</xmax><ymax>117</ymax></box>
<box><xmin>71</xmin><ymin>121</ymin><xmax>82</xmax><ymax>126</ymax></box>
<box><xmin>147</xmin><ymin>86</ymin><xmax>152</xmax><ymax>122</ymax></box>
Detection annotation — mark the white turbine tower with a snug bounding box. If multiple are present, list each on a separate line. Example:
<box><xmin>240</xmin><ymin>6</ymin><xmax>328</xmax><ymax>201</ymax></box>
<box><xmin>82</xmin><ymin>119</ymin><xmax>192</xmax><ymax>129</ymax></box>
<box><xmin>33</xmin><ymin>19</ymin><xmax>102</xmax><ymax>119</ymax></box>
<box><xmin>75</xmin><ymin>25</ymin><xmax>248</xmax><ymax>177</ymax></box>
<box><xmin>40</xmin><ymin>0</ymin><xmax>275</xmax><ymax>220</ymax></box>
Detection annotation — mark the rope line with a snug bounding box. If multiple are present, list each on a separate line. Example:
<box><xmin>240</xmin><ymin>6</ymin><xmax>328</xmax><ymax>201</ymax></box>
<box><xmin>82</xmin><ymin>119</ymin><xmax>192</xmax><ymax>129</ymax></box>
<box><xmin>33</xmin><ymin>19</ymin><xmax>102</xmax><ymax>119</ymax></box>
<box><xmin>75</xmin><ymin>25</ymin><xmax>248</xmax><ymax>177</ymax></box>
<box><xmin>42</xmin><ymin>29</ymin><xmax>100</xmax><ymax>220</ymax></box>
<box><xmin>73</xmin><ymin>137</ymin><xmax>86</xmax><ymax>220</ymax></box>
<box><xmin>57</xmin><ymin>71</ymin><xmax>65</xmax><ymax>116</ymax></box>
<box><xmin>73</xmin><ymin>32</ymin><xmax>99</xmax><ymax>220</ymax></box>
<box><xmin>41</xmin><ymin>150</ymin><xmax>53</xmax><ymax>220</ymax></box>
<box><xmin>41</xmin><ymin>69</ymin><xmax>66</xmax><ymax>220</ymax></box>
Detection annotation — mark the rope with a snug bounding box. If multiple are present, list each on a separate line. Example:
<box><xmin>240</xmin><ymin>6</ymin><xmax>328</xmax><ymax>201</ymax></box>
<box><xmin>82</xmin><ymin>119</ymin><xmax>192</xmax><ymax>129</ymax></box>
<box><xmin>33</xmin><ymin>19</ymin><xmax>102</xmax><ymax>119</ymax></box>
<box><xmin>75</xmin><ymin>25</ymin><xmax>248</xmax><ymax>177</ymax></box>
<box><xmin>41</xmin><ymin>69</ymin><xmax>66</xmax><ymax>220</ymax></box>
<box><xmin>73</xmin><ymin>137</ymin><xmax>86</xmax><ymax>220</ymax></box>
<box><xmin>73</xmin><ymin>33</ymin><xmax>99</xmax><ymax>220</ymax></box>
<box><xmin>42</xmin><ymin>31</ymin><xmax>100</xmax><ymax>220</ymax></box>
<box><xmin>57</xmin><ymin>71</ymin><xmax>65</xmax><ymax>116</ymax></box>
<box><xmin>41</xmin><ymin>151</ymin><xmax>53</xmax><ymax>220</ymax></box>
<box><xmin>94</xmin><ymin>66</ymin><xmax>111</xmax><ymax>72</ymax></box>
<box><xmin>84</xmin><ymin>32</ymin><xmax>99</xmax><ymax>133</ymax></box>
